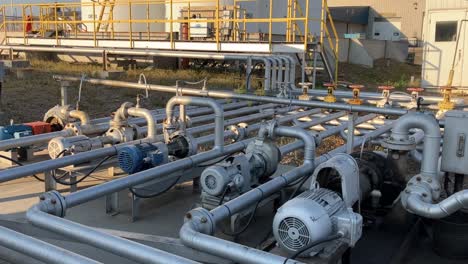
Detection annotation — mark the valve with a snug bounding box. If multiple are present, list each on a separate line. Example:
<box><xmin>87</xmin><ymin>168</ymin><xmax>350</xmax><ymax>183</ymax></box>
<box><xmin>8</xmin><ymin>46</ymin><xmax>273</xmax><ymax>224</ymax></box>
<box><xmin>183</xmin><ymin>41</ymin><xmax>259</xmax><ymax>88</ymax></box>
<box><xmin>298</xmin><ymin>82</ymin><xmax>313</xmax><ymax>101</ymax></box>
<box><xmin>348</xmin><ymin>84</ymin><xmax>364</xmax><ymax>105</ymax></box>
<box><xmin>407</xmin><ymin>87</ymin><xmax>424</xmax><ymax>104</ymax></box>
<box><xmin>438</xmin><ymin>86</ymin><xmax>456</xmax><ymax>111</ymax></box>
<box><xmin>323</xmin><ymin>82</ymin><xmax>337</xmax><ymax>103</ymax></box>
<box><xmin>377</xmin><ymin>85</ymin><xmax>394</xmax><ymax>107</ymax></box>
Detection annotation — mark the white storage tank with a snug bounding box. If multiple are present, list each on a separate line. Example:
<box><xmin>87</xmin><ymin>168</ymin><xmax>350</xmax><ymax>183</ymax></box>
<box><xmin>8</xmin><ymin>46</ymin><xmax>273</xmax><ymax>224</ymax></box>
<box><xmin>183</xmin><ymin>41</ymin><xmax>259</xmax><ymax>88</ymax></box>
<box><xmin>81</xmin><ymin>0</ymin><xmax>166</xmax><ymax>32</ymax></box>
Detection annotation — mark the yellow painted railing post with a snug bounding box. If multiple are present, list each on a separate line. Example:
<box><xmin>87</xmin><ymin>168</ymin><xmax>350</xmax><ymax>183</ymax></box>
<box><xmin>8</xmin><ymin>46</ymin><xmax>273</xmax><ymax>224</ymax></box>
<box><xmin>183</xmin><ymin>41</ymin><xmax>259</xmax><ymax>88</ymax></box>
<box><xmin>3</xmin><ymin>7</ymin><xmax>7</xmax><ymax>43</ymax></box>
<box><xmin>320</xmin><ymin>0</ymin><xmax>325</xmax><ymax>45</ymax></box>
<box><xmin>304</xmin><ymin>0</ymin><xmax>310</xmax><ymax>51</ymax></box>
<box><xmin>170</xmin><ymin>0</ymin><xmax>174</xmax><ymax>49</ymax></box>
<box><xmin>93</xmin><ymin>2</ymin><xmax>97</xmax><ymax>47</ymax></box>
<box><xmin>188</xmin><ymin>1</ymin><xmax>191</xmax><ymax>40</ymax></box>
<box><xmin>146</xmin><ymin>0</ymin><xmax>150</xmax><ymax>41</ymax></box>
<box><xmin>269</xmin><ymin>0</ymin><xmax>273</xmax><ymax>51</ymax></box>
<box><xmin>216</xmin><ymin>0</ymin><xmax>220</xmax><ymax>51</ymax></box>
<box><xmin>129</xmin><ymin>0</ymin><xmax>133</xmax><ymax>48</ymax></box>
<box><xmin>243</xmin><ymin>9</ymin><xmax>246</xmax><ymax>41</ymax></box>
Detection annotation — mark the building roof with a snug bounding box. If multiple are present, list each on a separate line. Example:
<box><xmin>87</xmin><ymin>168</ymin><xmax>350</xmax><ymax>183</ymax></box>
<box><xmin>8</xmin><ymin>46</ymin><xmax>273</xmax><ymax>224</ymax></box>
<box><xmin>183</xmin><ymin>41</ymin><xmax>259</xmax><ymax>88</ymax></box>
<box><xmin>329</xmin><ymin>6</ymin><xmax>370</xmax><ymax>25</ymax></box>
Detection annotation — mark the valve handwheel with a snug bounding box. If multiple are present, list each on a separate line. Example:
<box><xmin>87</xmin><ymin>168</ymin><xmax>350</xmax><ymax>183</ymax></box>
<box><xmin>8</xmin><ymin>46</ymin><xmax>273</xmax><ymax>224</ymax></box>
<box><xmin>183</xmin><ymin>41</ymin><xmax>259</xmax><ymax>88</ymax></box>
<box><xmin>323</xmin><ymin>83</ymin><xmax>337</xmax><ymax>103</ymax></box>
<box><xmin>348</xmin><ymin>84</ymin><xmax>364</xmax><ymax>105</ymax></box>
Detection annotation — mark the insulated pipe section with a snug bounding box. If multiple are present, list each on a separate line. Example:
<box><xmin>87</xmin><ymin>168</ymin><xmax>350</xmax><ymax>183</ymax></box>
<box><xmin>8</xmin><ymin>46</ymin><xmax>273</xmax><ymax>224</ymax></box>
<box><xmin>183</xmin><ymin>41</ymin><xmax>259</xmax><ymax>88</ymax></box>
<box><xmin>0</xmin><ymin>226</ymin><xmax>101</xmax><ymax>264</ymax></box>
<box><xmin>180</xmin><ymin>125</ymin><xmax>316</xmax><ymax>264</ymax></box>
<box><xmin>166</xmin><ymin>96</ymin><xmax>224</xmax><ymax>151</ymax></box>
<box><xmin>388</xmin><ymin>112</ymin><xmax>441</xmax><ymax>179</ymax></box>
<box><xmin>26</xmin><ymin>205</ymin><xmax>199</xmax><ymax>264</ymax></box>
<box><xmin>128</xmin><ymin>107</ymin><xmax>157</xmax><ymax>140</ymax></box>
<box><xmin>54</xmin><ymin>75</ymin><xmax>409</xmax><ymax>116</ymax></box>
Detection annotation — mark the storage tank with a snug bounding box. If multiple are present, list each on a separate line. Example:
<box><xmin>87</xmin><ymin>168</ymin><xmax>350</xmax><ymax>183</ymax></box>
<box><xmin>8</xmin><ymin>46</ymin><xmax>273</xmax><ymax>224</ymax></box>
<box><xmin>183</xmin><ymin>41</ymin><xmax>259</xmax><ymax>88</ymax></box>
<box><xmin>165</xmin><ymin>0</ymin><xmax>234</xmax><ymax>33</ymax></box>
<box><xmin>81</xmin><ymin>0</ymin><xmax>166</xmax><ymax>32</ymax></box>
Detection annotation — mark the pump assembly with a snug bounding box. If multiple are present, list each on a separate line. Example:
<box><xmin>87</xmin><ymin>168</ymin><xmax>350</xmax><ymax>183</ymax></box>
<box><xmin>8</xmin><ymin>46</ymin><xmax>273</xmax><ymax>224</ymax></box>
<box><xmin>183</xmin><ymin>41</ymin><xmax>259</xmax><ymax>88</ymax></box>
<box><xmin>0</xmin><ymin>73</ymin><xmax>468</xmax><ymax>264</ymax></box>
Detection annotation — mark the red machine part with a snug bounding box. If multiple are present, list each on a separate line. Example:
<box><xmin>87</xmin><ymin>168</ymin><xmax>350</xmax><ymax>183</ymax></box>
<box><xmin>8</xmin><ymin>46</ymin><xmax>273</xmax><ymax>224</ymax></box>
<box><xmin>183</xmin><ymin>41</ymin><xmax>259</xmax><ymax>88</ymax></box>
<box><xmin>24</xmin><ymin>121</ymin><xmax>52</xmax><ymax>135</ymax></box>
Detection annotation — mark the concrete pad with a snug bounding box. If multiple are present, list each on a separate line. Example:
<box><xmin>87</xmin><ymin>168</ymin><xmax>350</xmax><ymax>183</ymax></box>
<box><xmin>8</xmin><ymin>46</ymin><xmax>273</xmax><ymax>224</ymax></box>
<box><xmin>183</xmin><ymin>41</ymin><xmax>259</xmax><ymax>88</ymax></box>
<box><xmin>1</xmin><ymin>60</ymin><xmax>30</xmax><ymax>69</ymax></box>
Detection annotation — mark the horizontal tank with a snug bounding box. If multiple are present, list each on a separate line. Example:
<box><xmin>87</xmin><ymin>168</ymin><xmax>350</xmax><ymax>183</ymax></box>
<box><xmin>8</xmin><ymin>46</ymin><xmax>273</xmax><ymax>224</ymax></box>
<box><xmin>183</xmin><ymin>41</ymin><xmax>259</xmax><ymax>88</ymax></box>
<box><xmin>81</xmin><ymin>0</ymin><xmax>165</xmax><ymax>32</ymax></box>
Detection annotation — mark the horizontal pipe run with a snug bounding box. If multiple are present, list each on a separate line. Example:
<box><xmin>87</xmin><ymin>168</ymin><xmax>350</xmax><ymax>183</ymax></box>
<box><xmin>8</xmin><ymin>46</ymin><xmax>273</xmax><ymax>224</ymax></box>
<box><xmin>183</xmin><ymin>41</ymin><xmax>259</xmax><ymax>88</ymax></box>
<box><xmin>0</xmin><ymin>105</ymin><xmax>292</xmax><ymax>183</ymax></box>
<box><xmin>0</xmin><ymin>226</ymin><xmax>101</xmax><ymax>264</ymax></box>
<box><xmin>0</xmin><ymin>101</ymin><xmax>248</xmax><ymax>152</ymax></box>
<box><xmin>405</xmin><ymin>191</ymin><xmax>468</xmax><ymax>219</ymax></box>
<box><xmin>64</xmin><ymin>141</ymin><xmax>251</xmax><ymax>208</ymax></box>
<box><xmin>26</xmin><ymin>206</ymin><xmax>199</xmax><ymax>264</ymax></box>
<box><xmin>54</xmin><ymin>75</ymin><xmax>409</xmax><ymax>116</ymax></box>
<box><xmin>180</xmin><ymin>121</ymin><xmax>394</xmax><ymax>264</ymax></box>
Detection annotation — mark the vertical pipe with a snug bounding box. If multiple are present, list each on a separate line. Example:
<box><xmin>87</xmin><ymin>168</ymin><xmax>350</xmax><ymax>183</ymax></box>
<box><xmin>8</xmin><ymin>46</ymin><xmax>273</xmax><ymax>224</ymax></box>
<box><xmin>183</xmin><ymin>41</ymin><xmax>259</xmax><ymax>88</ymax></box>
<box><xmin>216</xmin><ymin>0</ymin><xmax>220</xmax><ymax>51</ymax></box>
<box><xmin>304</xmin><ymin>0</ymin><xmax>310</xmax><ymax>51</ymax></box>
<box><xmin>146</xmin><ymin>0</ymin><xmax>150</xmax><ymax>41</ymax></box>
<box><xmin>346</xmin><ymin>112</ymin><xmax>357</xmax><ymax>153</ymax></box>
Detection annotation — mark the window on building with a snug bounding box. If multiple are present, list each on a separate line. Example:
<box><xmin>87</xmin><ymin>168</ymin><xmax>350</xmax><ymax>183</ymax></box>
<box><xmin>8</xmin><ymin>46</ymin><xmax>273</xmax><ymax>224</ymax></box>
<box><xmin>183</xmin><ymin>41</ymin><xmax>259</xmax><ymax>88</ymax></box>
<box><xmin>435</xmin><ymin>21</ymin><xmax>458</xmax><ymax>42</ymax></box>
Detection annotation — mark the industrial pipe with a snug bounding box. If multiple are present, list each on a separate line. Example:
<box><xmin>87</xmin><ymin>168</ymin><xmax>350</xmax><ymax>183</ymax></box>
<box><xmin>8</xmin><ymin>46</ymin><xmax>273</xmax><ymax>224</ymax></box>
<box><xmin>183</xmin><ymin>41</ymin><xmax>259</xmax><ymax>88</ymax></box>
<box><xmin>54</xmin><ymin>75</ymin><xmax>409</xmax><ymax>116</ymax></box>
<box><xmin>387</xmin><ymin>112</ymin><xmax>441</xmax><ymax>179</ymax></box>
<box><xmin>69</xmin><ymin>110</ymin><xmax>90</xmax><ymax>126</ymax></box>
<box><xmin>180</xmin><ymin>124</ymin><xmax>316</xmax><ymax>264</ymax></box>
<box><xmin>166</xmin><ymin>96</ymin><xmax>224</xmax><ymax>151</ymax></box>
<box><xmin>0</xmin><ymin>226</ymin><xmax>101</xmax><ymax>264</ymax></box>
<box><xmin>26</xmin><ymin>205</ymin><xmax>199</xmax><ymax>264</ymax></box>
<box><xmin>128</xmin><ymin>107</ymin><xmax>157</xmax><ymax>140</ymax></box>
<box><xmin>180</xmin><ymin>120</ymin><xmax>394</xmax><ymax>264</ymax></box>
<box><xmin>405</xmin><ymin>190</ymin><xmax>468</xmax><ymax>219</ymax></box>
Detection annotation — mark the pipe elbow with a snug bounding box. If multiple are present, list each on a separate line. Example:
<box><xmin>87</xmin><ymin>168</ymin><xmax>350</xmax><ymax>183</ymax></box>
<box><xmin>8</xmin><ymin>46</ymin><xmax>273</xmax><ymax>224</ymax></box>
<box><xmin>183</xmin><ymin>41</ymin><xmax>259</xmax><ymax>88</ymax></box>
<box><xmin>406</xmin><ymin>190</ymin><xmax>468</xmax><ymax>219</ymax></box>
<box><xmin>128</xmin><ymin>107</ymin><xmax>157</xmax><ymax>140</ymax></box>
<box><xmin>274</xmin><ymin>126</ymin><xmax>316</xmax><ymax>162</ymax></box>
<box><xmin>69</xmin><ymin>110</ymin><xmax>90</xmax><ymax>126</ymax></box>
<box><xmin>392</xmin><ymin>113</ymin><xmax>440</xmax><ymax>139</ymax></box>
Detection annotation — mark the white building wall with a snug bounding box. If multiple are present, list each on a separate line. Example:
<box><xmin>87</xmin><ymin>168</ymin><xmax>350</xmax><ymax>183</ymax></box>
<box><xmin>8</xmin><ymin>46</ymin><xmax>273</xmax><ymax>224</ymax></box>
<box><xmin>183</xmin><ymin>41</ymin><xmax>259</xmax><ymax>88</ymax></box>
<box><xmin>425</xmin><ymin>0</ymin><xmax>468</xmax><ymax>10</ymax></box>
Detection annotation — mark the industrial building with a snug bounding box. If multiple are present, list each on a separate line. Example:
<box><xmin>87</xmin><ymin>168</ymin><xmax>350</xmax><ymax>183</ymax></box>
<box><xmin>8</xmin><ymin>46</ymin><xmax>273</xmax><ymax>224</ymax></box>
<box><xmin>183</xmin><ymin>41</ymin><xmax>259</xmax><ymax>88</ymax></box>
<box><xmin>421</xmin><ymin>0</ymin><xmax>468</xmax><ymax>88</ymax></box>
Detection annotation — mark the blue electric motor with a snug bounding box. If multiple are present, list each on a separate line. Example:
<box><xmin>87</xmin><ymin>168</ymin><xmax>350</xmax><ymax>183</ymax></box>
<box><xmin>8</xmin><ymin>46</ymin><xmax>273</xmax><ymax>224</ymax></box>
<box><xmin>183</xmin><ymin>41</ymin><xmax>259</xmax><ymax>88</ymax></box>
<box><xmin>118</xmin><ymin>143</ymin><xmax>166</xmax><ymax>174</ymax></box>
<box><xmin>0</xmin><ymin>124</ymin><xmax>33</xmax><ymax>141</ymax></box>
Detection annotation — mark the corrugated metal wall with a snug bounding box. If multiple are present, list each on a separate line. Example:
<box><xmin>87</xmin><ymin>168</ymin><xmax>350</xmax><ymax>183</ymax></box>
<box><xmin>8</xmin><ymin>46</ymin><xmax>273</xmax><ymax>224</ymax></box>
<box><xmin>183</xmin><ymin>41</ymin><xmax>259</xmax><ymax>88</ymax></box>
<box><xmin>327</xmin><ymin>0</ymin><xmax>425</xmax><ymax>39</ymax></box>
<box><xmin>425</xmin><ymin>0</ymin><xmax>468</xmax><ymax>10</ymax></box>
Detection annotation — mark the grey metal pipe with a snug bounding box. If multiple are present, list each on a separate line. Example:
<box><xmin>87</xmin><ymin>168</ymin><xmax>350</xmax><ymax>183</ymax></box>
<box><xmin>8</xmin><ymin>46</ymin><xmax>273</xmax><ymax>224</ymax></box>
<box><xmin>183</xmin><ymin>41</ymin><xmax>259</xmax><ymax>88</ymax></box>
<box><xmin>0</xmin><ymin>101</ymin><xmax>248</xmax><ymax>152</ymax></box>
<box><xmin>54</xmin><ymin>75</ymin><xmax>409</xmax><ymax>116</ymax></box>
<box><xmin>389</xmin><ymin>112</ymin><xmax>441</xmax><ymax>179</ymax></box>
<box><xmin>26</xmin><ymin>206</ymin><xmax>199</xmax><ymax>264</ymax></box>
<box><xmin>128</xmin><ymin>107</ymin><xmax>157</xmax><ymax>140</ymax></box>
<box><xmin>0</xmin><ymin>130</ymin><xmax>73</xmax><ymax>150</ymax></box>
<box><xmin>180</xmin><ymin>121</ymin><xmax>394</xmax><ymax>264</ymax></box>
<box><xmin>405</xmin><ymin>191</ymin><xmax>468</xmax><ymax>219</ymax></box>
<box><xmin>0</xmin><ymin>104</ymin><xmax>283</xmax><ymax>183</ymax></box>
<box><xmin>69</xmin><ymin>110</ymin><xmax>90</xmax><ymax>126</ymax></box>
<box><xmin>166</xmin><ymin>96</ymin><xmax>224</xmax><ymax>151</ymax></box>
<box><xmin>0</xmin><ymin>226</ymin><xmax>101</xmax><ymax>264</ymax></box>
<box><xmin>180</xmin><ymin>125</ymin><xmax>316</xmax><ymax>264</ymax></box>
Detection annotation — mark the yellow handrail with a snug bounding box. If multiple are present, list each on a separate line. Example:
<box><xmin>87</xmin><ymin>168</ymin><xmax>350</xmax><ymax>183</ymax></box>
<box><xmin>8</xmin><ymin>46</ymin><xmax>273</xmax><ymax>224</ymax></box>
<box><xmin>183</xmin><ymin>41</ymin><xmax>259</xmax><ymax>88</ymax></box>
<box><xmin>1</xmin><ymin>0</ymin><xmax>340</xmax><ymax>82</ymax></box>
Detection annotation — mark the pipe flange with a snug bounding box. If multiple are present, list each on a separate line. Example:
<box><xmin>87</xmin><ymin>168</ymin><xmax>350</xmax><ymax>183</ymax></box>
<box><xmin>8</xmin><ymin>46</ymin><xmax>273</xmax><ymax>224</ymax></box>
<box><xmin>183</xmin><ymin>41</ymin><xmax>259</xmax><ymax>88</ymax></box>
<box><xmin>266</xmin><ymin>120</ymin><xmax>279</xmax><ymax>139</ymax></box>
<box><xmin>381</xmin><ymin>135</ymin><xmax>416</xmax><ymax>151</ymax></box>
<box><xmin>64</xmin><ymin>123</ymin><xmax>83</xmax><ymax>136</ymax></box>
<box><xmin>401</xmin><ymin>174</ymin><xmax>441</xmax><ymax>209</ymax></box>
<box><xmin>38</xmin><ymin>191</ymin><xmax>67</xmax><ymax>217</ymax></box>
<box><xmin>227</xmin><ymin>123</ymin><xmax>248</xmax><ymax>142</ymax></box>
<box><xmin>184</xmin><ymin>208</ymin><xmax>215</xmax><ymax>235</ymax></box>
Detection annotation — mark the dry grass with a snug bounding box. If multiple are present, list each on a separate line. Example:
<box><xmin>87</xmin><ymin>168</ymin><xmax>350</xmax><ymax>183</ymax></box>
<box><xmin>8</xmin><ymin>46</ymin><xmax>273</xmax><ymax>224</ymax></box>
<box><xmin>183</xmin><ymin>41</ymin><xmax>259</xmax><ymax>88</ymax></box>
<box><xmin>337</xmin><ymin>59</ymin><xmax>422</xmax><ymax>91</ymax></box>
<box><xmin>1</xmin><ymin>59</ymin><xmax>243</xmax><ymax>123</ymax></box>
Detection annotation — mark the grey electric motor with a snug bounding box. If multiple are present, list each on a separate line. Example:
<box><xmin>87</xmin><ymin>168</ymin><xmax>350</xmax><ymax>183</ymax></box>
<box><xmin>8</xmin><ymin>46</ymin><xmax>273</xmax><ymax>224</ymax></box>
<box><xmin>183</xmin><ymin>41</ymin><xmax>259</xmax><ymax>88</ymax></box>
<box><xmin>273</xmin><ymin>188</ymin><xmax>362</xmax><ymax>257</ymax></box>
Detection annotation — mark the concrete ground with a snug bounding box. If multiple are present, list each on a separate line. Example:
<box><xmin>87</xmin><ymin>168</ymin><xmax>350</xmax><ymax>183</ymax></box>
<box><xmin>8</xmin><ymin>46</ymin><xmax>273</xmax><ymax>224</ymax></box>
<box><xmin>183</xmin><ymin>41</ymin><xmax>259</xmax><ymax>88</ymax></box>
<box><xmin>0</xmin><ymin>159</ymin><xmax>467</xmax><ymax>264</ymax></box>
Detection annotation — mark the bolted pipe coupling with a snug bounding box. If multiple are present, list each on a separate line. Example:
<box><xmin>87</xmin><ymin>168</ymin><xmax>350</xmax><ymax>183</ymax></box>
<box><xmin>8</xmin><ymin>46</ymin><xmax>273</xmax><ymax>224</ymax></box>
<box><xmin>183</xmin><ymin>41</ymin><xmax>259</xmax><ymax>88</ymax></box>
<box><xmin>37</xmin><ymin>191</ymin><xmax>67</xmax><ymax>217</ymax></box>
<box><xmin>184</xmin><ymin>207</ymin><xmax>215</xmax><ymax>235</ymax></box>
<box><xmin>401</xmin><ymin>174</ymin><xmax>441</xmax><ymax>211</ymax></box>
